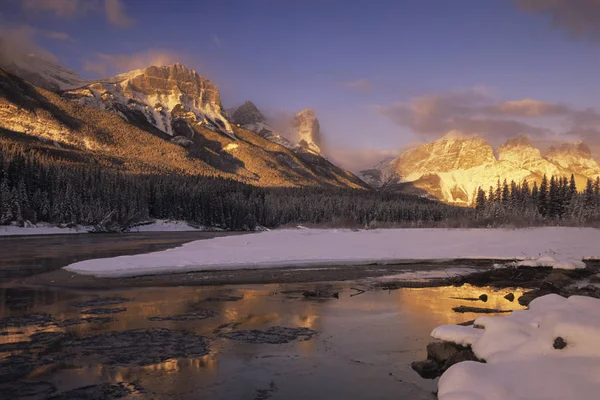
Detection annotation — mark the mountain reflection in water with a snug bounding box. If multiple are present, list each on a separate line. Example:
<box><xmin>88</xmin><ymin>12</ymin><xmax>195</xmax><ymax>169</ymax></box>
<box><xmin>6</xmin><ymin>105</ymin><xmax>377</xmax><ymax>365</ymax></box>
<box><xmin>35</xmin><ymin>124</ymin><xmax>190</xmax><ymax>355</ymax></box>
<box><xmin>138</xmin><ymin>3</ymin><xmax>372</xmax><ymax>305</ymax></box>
<box><xmin>0</xmin><ymin>282</ymin><xmax>524</xmax><ymax>399</ymax></box>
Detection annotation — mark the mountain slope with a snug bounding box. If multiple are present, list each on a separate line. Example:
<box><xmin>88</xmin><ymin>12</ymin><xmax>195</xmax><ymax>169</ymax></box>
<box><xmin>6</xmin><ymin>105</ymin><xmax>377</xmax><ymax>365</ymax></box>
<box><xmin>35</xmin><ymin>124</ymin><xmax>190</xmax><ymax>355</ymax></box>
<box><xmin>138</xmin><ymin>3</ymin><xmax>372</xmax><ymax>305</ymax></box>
<box><xmin>0</xmin><ymin>67</ymin><xmax>367</xmax><ymax>189</ymax></box>
<box><xmin>360</xmin><ymin>133</ymin><xmax>600</xmax><ymax>205</ymax></box>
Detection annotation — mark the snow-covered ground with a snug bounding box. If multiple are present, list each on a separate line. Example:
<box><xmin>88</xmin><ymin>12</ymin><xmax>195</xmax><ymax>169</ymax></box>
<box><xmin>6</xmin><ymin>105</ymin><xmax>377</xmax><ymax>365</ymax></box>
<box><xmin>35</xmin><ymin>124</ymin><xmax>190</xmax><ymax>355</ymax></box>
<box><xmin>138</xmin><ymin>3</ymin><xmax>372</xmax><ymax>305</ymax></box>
<box><xmin>432</xmin><ymin>294</ymin><xmax>600</xmax><ymax>400</ymax></box>
<box><xmin>63</xmin><ymin>227</ymin><xmax>600</xmax><ymax>278</ymax></box>
<box><xmin>127</xmin><ymin>220</ymin><xmax>211</xmax><ymax>232</ymax></box>
<box><xmin>0</xmin><ymin>223</ymin><xmax>92</xmax><ymax>236</ymax></box>
<box><xmin>0</xmin><ymin>220</ymin><xmax>219</xmax><ymax>236</ymax></box>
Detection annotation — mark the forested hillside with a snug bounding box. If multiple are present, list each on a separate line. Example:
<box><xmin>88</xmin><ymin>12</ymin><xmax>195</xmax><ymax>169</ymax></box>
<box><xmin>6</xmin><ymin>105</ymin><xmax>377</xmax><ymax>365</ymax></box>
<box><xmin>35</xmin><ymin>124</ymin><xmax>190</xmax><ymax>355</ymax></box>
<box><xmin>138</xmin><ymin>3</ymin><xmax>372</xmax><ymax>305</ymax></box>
<box><xmin>0</xmin><ymin>140</ymin><xmax>468</xmax><ymax>230</ymax></box>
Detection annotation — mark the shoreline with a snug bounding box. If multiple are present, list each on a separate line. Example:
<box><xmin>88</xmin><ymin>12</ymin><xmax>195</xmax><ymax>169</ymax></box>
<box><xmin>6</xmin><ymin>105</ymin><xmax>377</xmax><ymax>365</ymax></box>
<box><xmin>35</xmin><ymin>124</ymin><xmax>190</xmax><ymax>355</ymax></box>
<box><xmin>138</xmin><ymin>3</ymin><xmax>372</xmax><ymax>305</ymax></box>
<box><xmin>23</xmin><ymin>262</ymin><xmax>491</xmax><ymax>290</ymax></box>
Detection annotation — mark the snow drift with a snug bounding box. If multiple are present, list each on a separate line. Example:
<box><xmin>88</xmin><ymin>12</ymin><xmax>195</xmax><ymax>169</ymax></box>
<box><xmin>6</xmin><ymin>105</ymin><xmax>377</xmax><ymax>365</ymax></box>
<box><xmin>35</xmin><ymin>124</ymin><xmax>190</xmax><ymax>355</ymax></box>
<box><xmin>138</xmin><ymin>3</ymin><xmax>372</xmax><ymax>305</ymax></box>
<box><xmin>63</xmin><ymin>227</ymin><xmax>600</xmax><ymax>278</ymax></box>
<box><xmin>433</xmin><ymin>294</ymin><xmax>600</xmax><ymax>400</ymax></box>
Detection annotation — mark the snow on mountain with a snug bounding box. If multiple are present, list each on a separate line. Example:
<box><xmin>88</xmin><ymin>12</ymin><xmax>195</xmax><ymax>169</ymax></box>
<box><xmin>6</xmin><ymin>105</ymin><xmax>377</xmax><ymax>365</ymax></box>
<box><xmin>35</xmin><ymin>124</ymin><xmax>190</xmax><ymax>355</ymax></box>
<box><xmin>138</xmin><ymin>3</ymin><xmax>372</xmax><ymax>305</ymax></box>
<box><xmin>0</xmin><ymin>38</ymin><xmax>88</xmax><ymax>91</ymax></box>
<box><xmin>64</xmin><ymin>64</ymin><xmax>234</xmax><ymax>138</ymax></box>
<box><xmin>497</xmin><ymin>136</ymin><xmax>563</xmax><ymax>177</ymax></box>
<box><xmin>360</xmin><ymin>133</ymin><xmax>600</xmax><ymax>205</ymax></box>
<box><xmin>546</xmin><ymin>142</ymin><xmax>600</xmax><ymax>178</ymax></box>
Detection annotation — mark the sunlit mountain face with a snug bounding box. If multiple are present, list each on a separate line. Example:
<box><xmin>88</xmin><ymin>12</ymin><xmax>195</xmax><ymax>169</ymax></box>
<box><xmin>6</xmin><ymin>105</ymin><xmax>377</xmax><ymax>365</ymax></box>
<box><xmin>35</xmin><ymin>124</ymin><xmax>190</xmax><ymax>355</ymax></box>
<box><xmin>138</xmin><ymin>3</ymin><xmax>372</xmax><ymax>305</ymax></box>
<box><xmin>360</xmin><ymin>134</ymin><xmax>600</xmax><ymax>205</ymax></box>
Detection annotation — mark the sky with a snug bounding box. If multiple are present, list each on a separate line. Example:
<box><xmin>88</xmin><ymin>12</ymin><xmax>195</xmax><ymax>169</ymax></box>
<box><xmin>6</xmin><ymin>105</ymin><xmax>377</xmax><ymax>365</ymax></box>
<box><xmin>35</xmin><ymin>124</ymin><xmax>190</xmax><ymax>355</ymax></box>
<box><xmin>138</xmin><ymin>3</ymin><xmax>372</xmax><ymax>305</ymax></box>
<box><xmin>2</xmin><ymin>0</ymin><xmax>600</xmax><ymax>171</ymax></box>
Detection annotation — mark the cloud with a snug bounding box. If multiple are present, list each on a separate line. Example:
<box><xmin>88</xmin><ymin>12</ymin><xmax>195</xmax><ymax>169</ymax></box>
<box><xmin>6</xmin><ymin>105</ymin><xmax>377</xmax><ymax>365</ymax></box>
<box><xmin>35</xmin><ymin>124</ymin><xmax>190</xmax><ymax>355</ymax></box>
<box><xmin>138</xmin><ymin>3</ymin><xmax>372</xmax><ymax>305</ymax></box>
<box><xmin>83</xmin><ymin>50</ymin><xmax>184</xmax><ymax>77</ymax></box>
<box><xmin>339</xmin><ymin>78</ymin><xmax>372</xmax><ymax>92</ymax></box>
<box><xmin>514</xmin><ymin>0</ymin><xmax>600</xmax><ymax>38</ymax></box>
<box><xmin>45</xmin><ymin>30</ymin><xmax>75</xmax><ymax>42</ymax></box>
<box><xmin>328</xmin><ymin>147</ymin><xmax>402</xmax><ymax>172</ymax></box>
<box><xmin>487</xmin><ymin>99</ymin><xmax>570</xmax><ymax>117</ymax></box>
<box><xmin>20</xmin><ymin>0</ymin><xmax>86</xmax><ymax>18</ymax></box>
<box><xmin>104</xmin><ymin>0</ymin><xmax>134</xmax><ymax>28</ymax></box>
<box><xmin>0</xmin><ymin>25</ymin><xmax>59</xmax><ymax>65</ymax></box>
<box><xmin>375</xmin><ymin>89</ymin><xmax>592</xmax><ymax>143</ymax></box>
<box><xmin>19</xmin><ymin>0</ymin><xmax>134</xmax><ymax>28</ymax></box>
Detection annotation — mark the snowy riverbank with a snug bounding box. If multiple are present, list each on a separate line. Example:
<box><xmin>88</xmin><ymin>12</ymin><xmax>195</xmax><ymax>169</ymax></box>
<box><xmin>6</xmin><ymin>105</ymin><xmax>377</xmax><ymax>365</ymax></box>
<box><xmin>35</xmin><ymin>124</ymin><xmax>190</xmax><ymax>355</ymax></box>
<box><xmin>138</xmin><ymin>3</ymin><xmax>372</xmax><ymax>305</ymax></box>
<box><xmin>0</xmin><ymin>220</ymin><xmax>221</xmax><ymax>236</ymax></box>
<box><xmin>432</xmin><ymin>294</ymin><xmax>600</xmax><ymax>400</ymax></box>
<box><xmin>63</xmin><ymin>227</ymin><xmax>600</xmax><ymax>278</ymax></box>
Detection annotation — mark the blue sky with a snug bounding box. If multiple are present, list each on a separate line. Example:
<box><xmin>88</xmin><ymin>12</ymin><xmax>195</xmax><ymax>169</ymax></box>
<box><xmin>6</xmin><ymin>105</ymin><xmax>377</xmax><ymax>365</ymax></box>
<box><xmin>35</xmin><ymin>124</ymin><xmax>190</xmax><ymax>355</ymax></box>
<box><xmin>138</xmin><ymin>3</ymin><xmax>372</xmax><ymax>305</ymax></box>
<box><xmin>2</xmin><ymin>0</ymin><xmax>600</xmax><ymax>170</ymax></box>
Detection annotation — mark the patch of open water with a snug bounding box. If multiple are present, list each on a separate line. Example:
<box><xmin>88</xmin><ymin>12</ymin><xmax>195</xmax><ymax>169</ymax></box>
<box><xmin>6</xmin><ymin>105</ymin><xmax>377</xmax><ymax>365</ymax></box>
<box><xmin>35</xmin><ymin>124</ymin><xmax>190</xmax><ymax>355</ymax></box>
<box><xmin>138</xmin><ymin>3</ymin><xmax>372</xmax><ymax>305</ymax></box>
<box><xmin>0</xmin><ymin>283</ymin><xmax>525</xmax><ymax>400</ymax></box>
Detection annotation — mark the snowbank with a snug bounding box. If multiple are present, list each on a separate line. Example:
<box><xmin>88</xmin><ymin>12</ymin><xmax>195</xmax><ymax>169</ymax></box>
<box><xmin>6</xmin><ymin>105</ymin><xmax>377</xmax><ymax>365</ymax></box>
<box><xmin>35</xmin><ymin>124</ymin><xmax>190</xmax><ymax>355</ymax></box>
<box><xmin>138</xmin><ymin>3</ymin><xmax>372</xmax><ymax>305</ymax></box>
<box><xmin>0</xmin><ymin>223</ymin><xmax>91</xmax><ymax>236</ymax></box>
<box><xmin>434</xmin><ymin>294</ymin><xmax>600</xmax><ymax>400</ymax></box>
<box><xmin>127</xmin><ymin>220</ymin><xmax>208</xmax><ymax>232</ymax></box>
<box><xmin>63</xmin><ymin>227</ymin><xmax>600</xmax><ymax>278</ymax></box>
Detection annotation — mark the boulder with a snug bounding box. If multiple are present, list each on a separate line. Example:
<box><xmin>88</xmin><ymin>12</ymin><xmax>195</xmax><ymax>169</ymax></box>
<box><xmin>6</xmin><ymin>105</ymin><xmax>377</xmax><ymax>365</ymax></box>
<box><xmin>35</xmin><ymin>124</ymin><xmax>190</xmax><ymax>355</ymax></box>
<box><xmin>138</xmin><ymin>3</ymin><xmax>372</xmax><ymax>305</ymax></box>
<box><xmin>410</xmin><ymin>359</ymin><xmax>441</xmax><ymax>379</ymax></box>
<box><xmin>427</xmin><ymin>341</ymin><xmax>463</xmax><ymax>364</ymax></box>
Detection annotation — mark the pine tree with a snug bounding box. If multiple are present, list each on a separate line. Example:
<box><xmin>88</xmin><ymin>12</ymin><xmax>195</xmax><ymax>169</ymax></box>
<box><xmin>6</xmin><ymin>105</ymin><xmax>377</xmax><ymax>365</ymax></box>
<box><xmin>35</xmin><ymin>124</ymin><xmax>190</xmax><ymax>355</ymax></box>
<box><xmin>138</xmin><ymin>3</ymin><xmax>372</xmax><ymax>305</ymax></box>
<box><xmin>475</xmin><ymin>187</ymin><xmax>486</xmax><ymax>211</ymax></box>
<box><xmin>538</xmin><ymin>175</ymin><xmax>549</xmax><ymax>217</ymax></box>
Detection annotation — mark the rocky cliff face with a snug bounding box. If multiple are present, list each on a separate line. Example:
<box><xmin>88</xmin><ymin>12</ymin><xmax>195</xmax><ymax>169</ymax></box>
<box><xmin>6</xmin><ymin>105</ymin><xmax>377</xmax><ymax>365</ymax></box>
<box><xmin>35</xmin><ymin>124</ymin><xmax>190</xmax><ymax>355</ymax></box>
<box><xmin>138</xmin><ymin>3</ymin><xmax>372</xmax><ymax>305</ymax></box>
<box><xmin>0</xmin><ymin>65</ymin><xmax>368</xmax><ymax>190</ymax></box>
<box><xmin>293</xmin><ymin>109</ymin><xmax>322</xmax><ymax>154</ymax></box>
<box><xmin>228</xmin><ymin>101</ymin><xmax>293</xmax><ymax>148</ymax></box>
<box><xmin>546</xmin><ymin>142</ymin><xmax>600</xmax><ymax>178</ymax></box>
<box><xmin>64</xmin><ymin>64</ymin><xmax>233</xmax><ymax>138</ymax></box>
<box><xmin>360</xmin><ymin>133</ymin><xmax>600</xmax><ymax>205</ymax></box>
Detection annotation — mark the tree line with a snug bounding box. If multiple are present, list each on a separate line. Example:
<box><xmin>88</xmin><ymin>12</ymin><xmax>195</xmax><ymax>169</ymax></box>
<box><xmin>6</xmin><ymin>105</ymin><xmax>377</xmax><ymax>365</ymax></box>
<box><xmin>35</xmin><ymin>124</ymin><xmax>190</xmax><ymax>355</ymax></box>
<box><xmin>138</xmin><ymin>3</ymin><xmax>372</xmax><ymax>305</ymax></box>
<box><xmin>475</xmin><ymin>175</ymin><xmax>600</xmax><ymax>226</ymax></box>
<box><xmin>0</xmin><ymin>141</ymin><xmax>469</xmax><ymax>231</ymax></box>
<box><xmin>2</xmin><ymin>141</ymin><xmax>600</xmax><ymax>230</ymax></box>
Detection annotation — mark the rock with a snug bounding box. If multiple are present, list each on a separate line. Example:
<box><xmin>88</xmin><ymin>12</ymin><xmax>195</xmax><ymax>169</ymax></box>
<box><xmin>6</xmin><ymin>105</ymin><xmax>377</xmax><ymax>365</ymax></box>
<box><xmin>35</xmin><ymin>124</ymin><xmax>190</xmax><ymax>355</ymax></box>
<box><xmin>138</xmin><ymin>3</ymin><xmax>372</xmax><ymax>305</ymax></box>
<box><xmin>543</xmin><ymin>272</ymin><xmax>573</xmax><ymax>289</ymax></box>
<box><xmin>0</xmin><ymin>313</ymin><xmax>53</xmax><ymax>328</ymax></box>
<box><xmin>203</xmin><ymin>296</ymin><xmax>243</xmax><ymax>302</ymax></box>
<box><xmin>148</xmin><ymin>311</ymin><xmax>216</xmax><ymax>321</ymax></box>
<box><xmin>479</xmin><ymin>294</ymin><xmax>488</xmax><ymax>302</ymax></box>
<box><xmin>457</xmin><ymin>320</ymin><xmax>475</xmax><ymax>326</ymax></box>
<box><xmin>81</xmin><ymin>307</ymin><xmax>127</xmax><ymax>315</ymax></box>
<box><xmin>302</xmin><ymin>290</ymin><xmax>339</xmax><ymax>299</ymax></box>
<box><xmin>63</xmin><ymin>328</ymin><xmax>210</xmax><ymax>366</ymax></box>
<box><xmin>218</xmin><ymin>326</ymin><xmax>318</xmax><ymax>344</ymax></box>
<box><xmin>46</xmin><ymin>382</ymin><xmax>140</xmax><ymax>400</ymax></box>
<box><xmin>504</xmin><ymin>293</ymin><xmax>515</xmax><ymax>302</ymax></box>
<box><xmin>452</xmin><ymin>306</ymin><xmax>511</xmax><ymax>314</ymax></box>
<box><xmin>427</xmin><ymin>341</ymin><xmax>463</xmax><ymax>364</ymax></box>
<box><xmin>518</xmin><ymin>289</ymin><xmax>552</xmax><ymax>306</ymax></box>
<box><xmin>442</xmin><ymin>348</ymin><xmax>480</xmax><ymax>370</ymax></box>
<box><xmin>0</xmin><ymin>381</ymin><xmax>56</xmax><ymax>399</ymax></box>
<box><xmin>69</xmin><ymin>297</ymin><xmax>131</xmax><ymax>308</ymax></box>
<box><xmin>553</xmin><ymin>337</ymin><xmax>567</xmax><ymax>350</ymax></box>
<box><xmin>410</xmin><ymin>359</ymin><xmax>441</xmax><ymax>379</ymax></box>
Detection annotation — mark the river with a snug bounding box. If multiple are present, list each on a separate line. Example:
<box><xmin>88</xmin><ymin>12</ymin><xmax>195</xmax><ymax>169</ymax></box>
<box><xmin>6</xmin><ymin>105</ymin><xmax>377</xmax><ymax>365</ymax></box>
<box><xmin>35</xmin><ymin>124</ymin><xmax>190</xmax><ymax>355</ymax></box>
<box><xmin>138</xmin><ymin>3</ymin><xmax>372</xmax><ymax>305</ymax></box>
<box><xmin>0</xmin><ymin>233</ymin><xmax>524</xmax><ymax>400</ymax></box>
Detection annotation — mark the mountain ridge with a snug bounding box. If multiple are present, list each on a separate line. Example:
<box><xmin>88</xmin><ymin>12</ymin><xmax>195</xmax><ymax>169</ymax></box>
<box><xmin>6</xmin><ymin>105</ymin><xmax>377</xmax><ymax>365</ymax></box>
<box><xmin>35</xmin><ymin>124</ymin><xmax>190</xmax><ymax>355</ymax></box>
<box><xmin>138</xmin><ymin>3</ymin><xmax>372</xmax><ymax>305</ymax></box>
<box><xmin>0</xmin><ymin>63</ymin><xmax>368</xmax><ymax>190</ymax></box>
<box><xmin>359</xmin><ymin>134</ymin><xmax>600</xmax><ymax>205</ymax></box>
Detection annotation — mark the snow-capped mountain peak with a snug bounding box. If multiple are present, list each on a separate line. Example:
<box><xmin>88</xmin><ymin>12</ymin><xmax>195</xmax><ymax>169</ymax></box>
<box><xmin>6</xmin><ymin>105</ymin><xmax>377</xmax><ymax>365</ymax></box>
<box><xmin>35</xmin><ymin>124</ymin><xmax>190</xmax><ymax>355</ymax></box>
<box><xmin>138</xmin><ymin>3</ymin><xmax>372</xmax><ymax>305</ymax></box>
<box><xmin>64</xmin><ymin>64</ymin><xmax>234</xmax><ymax>138</ymax></box>
<box><xmin>359</xmin><ymin>133</ymin><xmax>600</xmax><ymax>205</ymax></box>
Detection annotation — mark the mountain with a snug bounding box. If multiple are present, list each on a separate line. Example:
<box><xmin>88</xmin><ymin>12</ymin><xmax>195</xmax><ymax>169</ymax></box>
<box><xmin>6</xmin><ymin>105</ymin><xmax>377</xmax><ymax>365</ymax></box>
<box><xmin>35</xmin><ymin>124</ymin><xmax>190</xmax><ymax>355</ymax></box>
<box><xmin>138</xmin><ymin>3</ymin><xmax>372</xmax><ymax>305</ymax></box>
<box><xmin>64</xmin><ymin>64</ymin><xmax>234</xmax><ymax>138</ymax></box>
<box><xmin>228</xmin><ymin>101</ymin><xmax>293</xmax><ymax>148</ymax></box>
<box><xmin>360</xmin><ymin>132</ymin><xmax>600</xmax><ymax>205</ymax></box>
<box><xmin>0</xmin><ymin>64</ymin><xmax>368</xmax><ymax>190</ymax></box>
<box><xmin>293</xmin><ymin>109</ymin><xmax>322</xmax><ymax>154</ymax></box>
<box><xmin>546</xmin><ymin>142</ymin><xmax>600</xmax><ymax>178</ymax></box>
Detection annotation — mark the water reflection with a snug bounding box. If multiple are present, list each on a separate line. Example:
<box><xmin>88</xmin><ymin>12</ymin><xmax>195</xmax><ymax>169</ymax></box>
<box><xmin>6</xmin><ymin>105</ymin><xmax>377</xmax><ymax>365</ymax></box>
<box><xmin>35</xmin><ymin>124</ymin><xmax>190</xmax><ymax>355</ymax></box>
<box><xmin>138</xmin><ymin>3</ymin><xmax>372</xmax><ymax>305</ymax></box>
<box><xmin>0</xmin><ymin>282</ymin><xmax>525</xmax><ymax>399</ymax></box>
